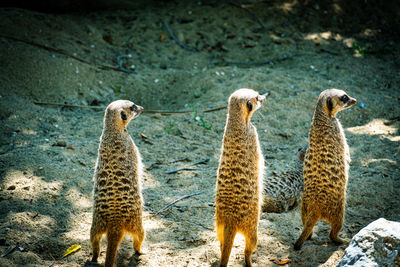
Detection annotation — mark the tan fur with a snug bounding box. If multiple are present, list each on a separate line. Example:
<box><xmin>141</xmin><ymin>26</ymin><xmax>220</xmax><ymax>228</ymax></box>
<box><xmin>262</xmin><ymin>145</ymin><xmax>307</xmax><ymax>213</ymax></box>
<box><xmin>215</xmin><ymin>89</ymin><xmax>266</xmax><ymax>267</ymax></box>
<box><xmin>90</xmin><ymin>100</ymin><xmax>145</xmax><ymax>266</ymax></box>
<box><xmin>294</xmin><ymin>89</ymin><xmax>356</xmax><ymax>250</ymax></box>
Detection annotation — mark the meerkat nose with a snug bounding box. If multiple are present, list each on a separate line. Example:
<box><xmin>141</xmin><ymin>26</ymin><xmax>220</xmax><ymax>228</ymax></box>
<box><xmin>259</xmin><ymin>92</ymin><xmax>270</xmax><ymax>103</ymax></box>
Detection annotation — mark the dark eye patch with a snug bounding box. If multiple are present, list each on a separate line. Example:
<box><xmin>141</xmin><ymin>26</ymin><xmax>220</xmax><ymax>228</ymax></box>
<box><xmin>327</xmin><ymin>97</ymin><xmax>333</xmax><ymax>111</ymax></box>
<box><xmin>247</xmin><ymin>100</ymin><xmax>253</xmax><ymax>112</ymax></box>
<box><xmin>130</xmin><ymin>105</ymin><xmax>137</xmax><ymax>112</ymax></box>
<box><xmin>120</xmin><ymin>111</ymin><xmax>127</xmax><ymax>120</ymax></box>
<box><xmin>340</xmin><ymin>95</ymin><xmax>349</xmax><ymax>103</ymax></box>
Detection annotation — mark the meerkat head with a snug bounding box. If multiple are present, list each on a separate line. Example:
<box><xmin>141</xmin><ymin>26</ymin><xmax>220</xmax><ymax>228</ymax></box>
<box><xmin>228</xmin><ymin>88</ymin><xmax>266</xmax><ymax>125</ymax></box>
<box><xmin>318</xmin><ymin>89</ymin><xmax>356</xmax><ymax>118</ymax></box>
<box><xmin>105</xmin><ymin>100</ymin><xmax>143</xmax><ymax>131</ymax></box>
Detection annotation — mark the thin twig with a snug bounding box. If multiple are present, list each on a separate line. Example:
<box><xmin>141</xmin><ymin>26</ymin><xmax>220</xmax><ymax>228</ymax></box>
<box><xmin>162</xmin><ymin>19</ymin><xmax>197</xmax><ymax>52</ymax></box>
<box><xmin>0</xmin><ymin>34</ymin><xmax>132</xmax><ymax>73</ymax></box>
<box><xmin>117</xmin><ymin>55</ymin><xmax>136</xmax><ymax>73</ymax></box>
<box><xmin>346</xmin><ymin>211</ymin><xmax>375</xmax><ymax>219</ymax></box>
<box><xmin>183</xmin><ymin>219</ymin><xmax>213</xmax><ymax>230</ymax></box>
<box><xmin>166</xmin><ymin>167</ymin><xmax>208</xmax><ymax>174</ymax></box>
<box><xmin>147</xmin><ymin>157</ymin><xmax>189</xmax><ymax>170</ymax></box>
<box><xmin>33</xmin><ymin>101</ymin><xmax>227</xmax><ymax>114</ymax></box>
<box><xmin>166</xmin><ymin>158</ymin><xmax>210</xmax><ymax>174</ymax></box>
<box><xmin>1</xmin><ymin>245</ymin><xmax>17</xmax><ymax>257</ymax></box>
<box><xmin>48</xmin><ymin>252</ymin><xmax>58</xmax><ymax>267</ymax></box>
<box><xmin>210</xmin><ymin>54</ymin><xmax>292</xmax><ymax>67</ymax></box>
<box><xmin>230</xmin><ymin>2</ymin><xmax>300</xmax><ymax>32</ymax></box>
<box><xmin>230</xmin><ymin>2</ymin><xmax>266</xmax><ymax>30</ymax></box>
<box><xmin>152</xmin><ymin>192</ymin><xmax>202</xmax><ymax>216</ymax></box>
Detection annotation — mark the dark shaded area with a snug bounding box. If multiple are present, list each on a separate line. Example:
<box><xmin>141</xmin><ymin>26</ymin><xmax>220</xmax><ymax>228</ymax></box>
<box><xmin>2</xmin><ymin>0</ymin><xmax>400</xmax><ymax>40</ymax></box>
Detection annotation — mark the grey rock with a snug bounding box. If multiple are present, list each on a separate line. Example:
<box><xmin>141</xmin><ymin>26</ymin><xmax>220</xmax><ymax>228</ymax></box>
<box><xmin>337</xmin><ymin>218</ymin><xmax>400</xmax><ymax>267</ymax></box>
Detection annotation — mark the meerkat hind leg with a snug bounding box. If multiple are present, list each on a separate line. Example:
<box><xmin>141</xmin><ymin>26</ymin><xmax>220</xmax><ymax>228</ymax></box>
<box><xmin>90</xmin><ymin>224</ymin><xmax>104</xmax><ymax>262</ymax></box>
<box><xmin>244</xmin><ymin>229</ymin><xmax>257</xmax><ymax>267</ymax></box>
<box><xmin>294</xmin><ymin>215</ymin><xmax>318</xmax><ymax>250</ymax></box>
<box><xmin>105</xmin><ymin>228</ymin><xmax>124</xmax><ymax>267</ymax></box>
<box><xmin>219</xmin><ymin>224</ymin><xmax>236</xmax><ymax>267</ymax></box>
<box><xmin>132</xmin><ymin>227</ymin><xmax>145</xmax><ymax>255</ymax></box>
<box><xmin>329</xmin><ymin>217</ymin><xmax>344</xmax><ymax>244</ymax></box>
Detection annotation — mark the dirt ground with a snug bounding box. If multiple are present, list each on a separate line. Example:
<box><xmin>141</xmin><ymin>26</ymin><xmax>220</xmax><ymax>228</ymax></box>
<box><xmin>0</xmin><ymin>1</ymin><xmax>399</xmax><ymax>266</ymax></box>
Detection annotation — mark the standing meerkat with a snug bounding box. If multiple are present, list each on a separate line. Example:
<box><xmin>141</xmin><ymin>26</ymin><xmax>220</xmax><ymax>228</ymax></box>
<box><xmin>215</xmin><ymin>88</ymin><xmax>266</xmax><ymax>267</ymax></box>
<box><xmin>262</xmin><ymin>145</ymin><xmax>307</xmax><ymax>213</ymax></box>
<box><xmin>294</xmin><ymin>89</ymin><xmax>356</xmax><ymax>250</ymax></box>
<box><xmin>90</xmin><ymin>100</ymin><xmax>145</xmax><ymax>267</ymax></box>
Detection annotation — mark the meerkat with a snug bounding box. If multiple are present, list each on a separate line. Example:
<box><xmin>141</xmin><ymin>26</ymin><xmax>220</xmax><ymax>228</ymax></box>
<box><xmin>262</xmin><ymin>145</ymin><xmax>307</xmax><ymax>213</ymax></box>
<box><xmin>90</xmin><ymin>100</ymin><xmax>145</xmax><ymax>267</ymax></box>
<box><xmin>215</xmin><ymin>88</ymin><xmax>266</xmax><ymax>267</ymax></box>
<box><xmin>294</xmin><ymin>89</ymin><xmax>356</xmax><ymax>250</ymax></box>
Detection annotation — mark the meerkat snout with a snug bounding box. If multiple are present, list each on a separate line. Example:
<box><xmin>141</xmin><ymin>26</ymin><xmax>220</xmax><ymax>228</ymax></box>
<box><xmin>257</xmin><ymin>94</ymin><xmax>266</xmax><ymax>103</ymax></box>
<box><xmin>130</xmin><ymin>104</ymin><xmax>143</xmax><ymax>114</ymax></box>
<box><xmin>324</xmin><ymin>89</ymin><xmax>357</xmax><ymax>118</ymax></box>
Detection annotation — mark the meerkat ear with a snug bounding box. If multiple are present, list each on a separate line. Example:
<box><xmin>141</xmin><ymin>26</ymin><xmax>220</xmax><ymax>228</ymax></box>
<box><xmin>120</xmin><ymin>110</ymin><xmax>127</xmax><ymax>121</ymax></box>
<box><xmin>327</xmin><ymin>97</ymin><xmax>333</xmax><ymax>111</ymax></box>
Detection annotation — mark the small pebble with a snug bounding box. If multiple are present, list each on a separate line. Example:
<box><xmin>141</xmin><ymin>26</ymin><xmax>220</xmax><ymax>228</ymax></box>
<box><xmin>7</xmin><ymin>185</ymin><xmax>16</xmax><ymax>190</ymax></box>
<box><xmin>53</xmin><ymin>141</ymin><xmax>67</xmax><ymax>147</ymax></box>
<box><xmin>160</xmin><ymin>63</ymin><xmax>167</xmax><ymax>70</ymax></box>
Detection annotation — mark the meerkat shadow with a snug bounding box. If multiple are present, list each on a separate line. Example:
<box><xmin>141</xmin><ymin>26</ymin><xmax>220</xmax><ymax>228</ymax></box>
<box><xmin>126</xmin><ymin>251</ymin><xmax>142</xmax><ymax>266</ymax></box>
<box><xmin>83</xmin><ymin>259</ymin><xmax>100</xmax><ymax>266</ymax></box>
<box><xmin>211</xmin><ymin>260</ymin><xmax>220</xmax><ymax>267</ymax></box>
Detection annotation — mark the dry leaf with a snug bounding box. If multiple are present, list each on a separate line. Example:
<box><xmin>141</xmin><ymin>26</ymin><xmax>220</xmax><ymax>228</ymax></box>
<box><xmin>278</xmin><ymin>259</ymin><xmax>292</xmax><ymax>265</ymax></box>
<box><xmin>160</xmin><ymin>34</ymin><xmax>165</xmax><ymax>41</ymax></box>
<box><xmin>63</xmin><ymin>244</ymin><xmax>81</xmax><ymax>258</ymax></box>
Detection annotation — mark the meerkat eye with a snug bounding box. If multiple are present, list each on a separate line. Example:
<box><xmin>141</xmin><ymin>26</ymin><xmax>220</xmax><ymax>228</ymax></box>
<box><xmin>247</xmin><ymin>100</ymin><xmax>253</xmax><ymax>112</ymax></box>
<box><xmin>130</xmin><ymin>105</ymin><xmax>137</xmax><ymax>112</ymax></box>
<box><xmin>340</xmin><ymin>95</ymin><xmax>349</xmax><ymax>103</ymax></box>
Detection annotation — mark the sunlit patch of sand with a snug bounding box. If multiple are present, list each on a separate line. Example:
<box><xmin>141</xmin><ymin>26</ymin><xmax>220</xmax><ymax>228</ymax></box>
<box><xmin>346</xmin><ymin>119</ymin><xmax>398</xmax><ymax>136</ymax></box>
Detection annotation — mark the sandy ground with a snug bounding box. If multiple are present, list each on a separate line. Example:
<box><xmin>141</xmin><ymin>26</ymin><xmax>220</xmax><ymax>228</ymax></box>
<box><xmin>0</xmin><ymin>1</ymin><xmax>399</xmax><ymax>266</ymax></box>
